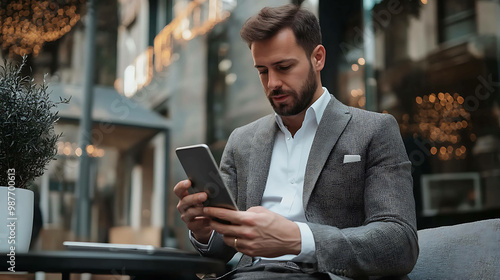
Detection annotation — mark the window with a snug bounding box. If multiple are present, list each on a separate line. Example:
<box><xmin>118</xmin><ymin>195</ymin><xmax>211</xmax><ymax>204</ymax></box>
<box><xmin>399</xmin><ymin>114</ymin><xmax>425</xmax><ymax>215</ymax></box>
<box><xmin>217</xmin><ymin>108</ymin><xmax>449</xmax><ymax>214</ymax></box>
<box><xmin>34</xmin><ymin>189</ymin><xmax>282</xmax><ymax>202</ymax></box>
<box><xmin>438</xmin><ymin>0</ymin><xmax>476</xmax><ymax>43</ymax></box>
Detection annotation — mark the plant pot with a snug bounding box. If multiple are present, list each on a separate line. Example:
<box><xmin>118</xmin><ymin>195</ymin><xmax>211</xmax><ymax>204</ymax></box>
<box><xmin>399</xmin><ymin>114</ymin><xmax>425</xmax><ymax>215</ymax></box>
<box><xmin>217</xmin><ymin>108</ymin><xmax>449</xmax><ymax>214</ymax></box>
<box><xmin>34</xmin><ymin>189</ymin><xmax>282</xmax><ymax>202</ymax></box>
<box><xmin>0</xmin><ymin>186</ymin><xmax>34</xmax><ymax>253</ymax></box>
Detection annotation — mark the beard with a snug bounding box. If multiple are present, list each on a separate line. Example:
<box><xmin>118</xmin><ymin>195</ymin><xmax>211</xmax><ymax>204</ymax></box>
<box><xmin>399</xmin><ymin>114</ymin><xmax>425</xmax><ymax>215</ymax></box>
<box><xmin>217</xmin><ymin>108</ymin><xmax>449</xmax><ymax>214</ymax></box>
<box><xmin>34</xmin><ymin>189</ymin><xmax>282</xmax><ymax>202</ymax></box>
<box><xmin>268</xmin><ymin>64</ymin><xmax>318</xmax><ymax>117</ymax></box>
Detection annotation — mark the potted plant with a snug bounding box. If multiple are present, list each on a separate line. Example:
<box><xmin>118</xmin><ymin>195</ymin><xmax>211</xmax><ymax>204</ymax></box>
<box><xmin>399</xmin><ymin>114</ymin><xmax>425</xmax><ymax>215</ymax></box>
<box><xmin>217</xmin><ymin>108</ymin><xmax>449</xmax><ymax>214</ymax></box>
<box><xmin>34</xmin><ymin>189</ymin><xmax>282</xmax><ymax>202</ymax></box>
<box><xmin>0</xmin><ymin>57</ymin><xmax>68</xmax><ymax>253</ymax></box>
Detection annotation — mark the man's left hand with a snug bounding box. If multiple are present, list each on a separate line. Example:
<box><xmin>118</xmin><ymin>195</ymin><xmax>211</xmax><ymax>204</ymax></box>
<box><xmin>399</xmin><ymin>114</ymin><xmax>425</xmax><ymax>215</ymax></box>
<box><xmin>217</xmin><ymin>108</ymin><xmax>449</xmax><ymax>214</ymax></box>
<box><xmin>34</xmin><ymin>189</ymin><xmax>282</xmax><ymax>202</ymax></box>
<box><xmin>203</xmin><ymin>206</ymin><xmax>301</xmax><ymax>258</ymax></box>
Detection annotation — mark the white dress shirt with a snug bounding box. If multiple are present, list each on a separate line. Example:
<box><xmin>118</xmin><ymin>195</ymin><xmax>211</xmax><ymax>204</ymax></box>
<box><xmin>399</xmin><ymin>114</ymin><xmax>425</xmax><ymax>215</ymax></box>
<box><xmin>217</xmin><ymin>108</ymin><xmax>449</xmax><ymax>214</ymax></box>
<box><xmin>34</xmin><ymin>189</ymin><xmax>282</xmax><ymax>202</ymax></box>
<box><xmin>191</xmin><ymin>88</ymin><xmax>332</xmax><ymax>264</ymax></box>
<box><xmin>258</xmin><ymin>88</ymin><xmax>330</xmax><ymax>263</ymax></box>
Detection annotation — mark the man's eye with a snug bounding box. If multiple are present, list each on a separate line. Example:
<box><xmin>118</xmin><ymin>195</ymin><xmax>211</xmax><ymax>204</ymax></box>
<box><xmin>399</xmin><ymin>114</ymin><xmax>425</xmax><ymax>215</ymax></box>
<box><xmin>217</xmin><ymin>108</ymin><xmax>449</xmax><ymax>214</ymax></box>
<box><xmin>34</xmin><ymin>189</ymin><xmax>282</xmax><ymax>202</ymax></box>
<box><xmin>278</xmin><ymin>65</ymin><xmax>291</xmax><ymax>71</ymax></box>
<box><xmin>259</xmin><ymin>70</ymin><xmax>268</xmax><ymax>75</ymax></box>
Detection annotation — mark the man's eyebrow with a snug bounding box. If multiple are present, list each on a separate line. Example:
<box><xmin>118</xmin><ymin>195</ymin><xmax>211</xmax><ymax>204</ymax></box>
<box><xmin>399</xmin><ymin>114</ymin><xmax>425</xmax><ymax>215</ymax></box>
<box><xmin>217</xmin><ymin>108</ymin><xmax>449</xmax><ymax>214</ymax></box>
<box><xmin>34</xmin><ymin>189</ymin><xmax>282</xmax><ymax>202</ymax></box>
<box><xmin>254</xmin><ymin>59</ymin><xmax>297</xmax><ymax>68</ymax></box>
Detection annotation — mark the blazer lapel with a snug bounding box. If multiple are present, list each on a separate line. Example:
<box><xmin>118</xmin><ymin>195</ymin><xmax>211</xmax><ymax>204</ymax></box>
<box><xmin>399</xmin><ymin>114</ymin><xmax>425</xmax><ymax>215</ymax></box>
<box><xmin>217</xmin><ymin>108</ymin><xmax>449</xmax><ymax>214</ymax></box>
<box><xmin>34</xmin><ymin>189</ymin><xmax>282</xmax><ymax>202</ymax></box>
<box><xmin>247</xmin><ymin>115</ymin><xmax>278</xmax><ymax>208</ymax></box>
<box><xmin>303</xmin><ymin>95</ymin><xmax>352</xmax><ymax>209</ymax></box>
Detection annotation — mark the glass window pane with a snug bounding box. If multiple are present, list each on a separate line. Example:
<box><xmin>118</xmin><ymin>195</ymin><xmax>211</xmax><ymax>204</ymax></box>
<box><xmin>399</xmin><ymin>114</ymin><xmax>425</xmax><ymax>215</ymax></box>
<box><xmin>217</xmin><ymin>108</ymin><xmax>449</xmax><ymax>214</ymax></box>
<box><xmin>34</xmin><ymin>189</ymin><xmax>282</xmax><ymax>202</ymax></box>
<box><xmin>443</xmin><ymin>0</ymin><xmax>475</xmax><ymax>17</ymax></box>
<box><xmin>442</xmin><ymin>18</ymin><xmax>476</xmax><ymax>42</ymax></box>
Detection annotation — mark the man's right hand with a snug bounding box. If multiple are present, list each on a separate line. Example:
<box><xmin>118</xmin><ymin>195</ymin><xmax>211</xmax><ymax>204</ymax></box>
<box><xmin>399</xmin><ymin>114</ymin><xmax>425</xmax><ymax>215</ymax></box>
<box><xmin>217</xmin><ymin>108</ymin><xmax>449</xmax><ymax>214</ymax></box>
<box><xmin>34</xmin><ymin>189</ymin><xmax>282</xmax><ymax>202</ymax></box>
<box><xmin>174</xmin><ymin>180</ymin><xmax>213</xmax><ymax>243</ymax></box>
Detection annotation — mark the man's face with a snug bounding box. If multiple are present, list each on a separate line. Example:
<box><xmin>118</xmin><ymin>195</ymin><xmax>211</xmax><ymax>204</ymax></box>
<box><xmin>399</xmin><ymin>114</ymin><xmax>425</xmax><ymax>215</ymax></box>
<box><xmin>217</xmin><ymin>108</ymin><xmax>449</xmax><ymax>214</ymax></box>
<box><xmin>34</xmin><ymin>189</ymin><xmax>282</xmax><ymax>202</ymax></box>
<box><xmin>251</xmin><ymin>28</ymin><xmax>320</xmax><ymax>116</ymax></box>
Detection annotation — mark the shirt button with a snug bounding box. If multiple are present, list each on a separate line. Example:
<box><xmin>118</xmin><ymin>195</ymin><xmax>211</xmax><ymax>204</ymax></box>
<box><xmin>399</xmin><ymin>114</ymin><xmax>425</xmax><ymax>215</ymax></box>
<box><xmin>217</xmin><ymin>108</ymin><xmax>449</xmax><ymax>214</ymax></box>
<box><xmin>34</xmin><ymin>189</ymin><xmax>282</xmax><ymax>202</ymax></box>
<box><xmin>287</xmin><ymin>137</ymin><xmax>291</xmax><ymax>140</ymax></box>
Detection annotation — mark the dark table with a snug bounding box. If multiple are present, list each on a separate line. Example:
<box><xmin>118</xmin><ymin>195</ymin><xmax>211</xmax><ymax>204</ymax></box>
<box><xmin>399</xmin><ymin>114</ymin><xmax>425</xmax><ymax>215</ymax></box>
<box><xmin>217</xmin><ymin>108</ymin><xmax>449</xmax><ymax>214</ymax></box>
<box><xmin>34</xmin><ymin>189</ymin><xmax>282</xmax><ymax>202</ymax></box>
<box><xmin>0</xmin><ymin>250</ymin><xmax>226</xmax><ymax>280</ymax></box>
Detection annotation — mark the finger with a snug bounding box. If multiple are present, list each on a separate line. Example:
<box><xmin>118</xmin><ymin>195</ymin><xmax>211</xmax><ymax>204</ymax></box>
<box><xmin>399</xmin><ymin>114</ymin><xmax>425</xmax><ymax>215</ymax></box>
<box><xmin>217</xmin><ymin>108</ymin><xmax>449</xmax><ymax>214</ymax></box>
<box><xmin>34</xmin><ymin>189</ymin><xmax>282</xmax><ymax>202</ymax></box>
<box><xmin>189</xmin><ymin>216</ymin><xmax>212</xmax><ymax>229</ymax></box>
<box><xmin>204</xmin><ymin>207</ymin><xmax>256</xmax><ymax>226</ymax></box>
<box><xmin>203</xmin><ymin>207</ymin><xmax>237</xmax><ymax>222</ymax></box>
<box><xmin>188</xmin><ymin>217</ymin><xmax>213</xmax><ymax>236</ymax></box>
<box><xmin>180</xmin><ymin>205</ymin><xmax>211</xmax><ymax>229</ymax></box>
<box><xmin>223</xmin><ymin>235</ymin><xmax>240</xmax><ymax>250</ymax></box>
<box><xmin>177</xmin><ymin>192</ymin><xmax>208</xmax><ymax>213</ymax></box>
<box><xmin>173</xmin><ymin>180</ymin><xmax>191</xmax><ymax>198</ymax></box>
<box><xmin>181</xmin><ymin>205</ymin><xmax>206</xmax><ymax>222</ymax></box>
<box><xmin>247</xmin><ymin>206</ymin><xmax>267</xmax><ymax>213</ymax></box>
<box><xmin>210</xmin><ymin>220</ymin><xmax>244</xmax><ymax>237</ymax></box>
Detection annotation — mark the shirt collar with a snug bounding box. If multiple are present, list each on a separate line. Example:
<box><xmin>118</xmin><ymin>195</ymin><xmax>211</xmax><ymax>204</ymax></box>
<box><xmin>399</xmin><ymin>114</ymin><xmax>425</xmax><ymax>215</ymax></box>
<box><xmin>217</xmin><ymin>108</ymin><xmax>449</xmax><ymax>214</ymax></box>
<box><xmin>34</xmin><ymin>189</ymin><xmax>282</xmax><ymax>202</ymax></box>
<box><xmin>275</xmin><ymin>87</ymin><xmax>331</xmax><ymax>132</ymax></box>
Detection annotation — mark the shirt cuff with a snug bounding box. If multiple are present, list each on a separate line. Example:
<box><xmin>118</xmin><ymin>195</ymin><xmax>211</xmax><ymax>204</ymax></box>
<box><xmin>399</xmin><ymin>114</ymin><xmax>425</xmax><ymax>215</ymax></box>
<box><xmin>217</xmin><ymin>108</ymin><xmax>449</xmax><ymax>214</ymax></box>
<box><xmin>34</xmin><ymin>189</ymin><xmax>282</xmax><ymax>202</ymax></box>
<box><xmin>292</xmin><ymin>222</ymin><xmax>317</xmax><ymax>263</ymax></box>
<box><xmin>189</xmin><ymin>230</ymin><xmax>215</xmax><ymax>253</ymax></box>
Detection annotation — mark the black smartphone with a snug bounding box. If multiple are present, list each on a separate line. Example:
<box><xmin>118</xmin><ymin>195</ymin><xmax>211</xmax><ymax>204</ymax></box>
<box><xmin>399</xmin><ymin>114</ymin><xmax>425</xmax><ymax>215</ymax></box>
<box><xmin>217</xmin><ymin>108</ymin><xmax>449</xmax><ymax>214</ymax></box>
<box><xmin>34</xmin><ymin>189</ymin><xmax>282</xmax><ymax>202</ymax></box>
<box><xmin>175</xmin><ymin>144</ymin><xmax>239</xmax><ymax>223</ymax></box>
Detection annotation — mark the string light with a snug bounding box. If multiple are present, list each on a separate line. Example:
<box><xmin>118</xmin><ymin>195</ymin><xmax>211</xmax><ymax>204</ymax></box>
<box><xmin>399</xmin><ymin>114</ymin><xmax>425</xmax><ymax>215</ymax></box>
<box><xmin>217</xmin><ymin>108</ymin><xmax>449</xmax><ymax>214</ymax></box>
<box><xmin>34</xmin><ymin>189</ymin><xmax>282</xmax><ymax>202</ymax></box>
<box><xmin>0</xmin><ymin>0</ymin><xmax>84</xmax><ymax>56</ymax></box>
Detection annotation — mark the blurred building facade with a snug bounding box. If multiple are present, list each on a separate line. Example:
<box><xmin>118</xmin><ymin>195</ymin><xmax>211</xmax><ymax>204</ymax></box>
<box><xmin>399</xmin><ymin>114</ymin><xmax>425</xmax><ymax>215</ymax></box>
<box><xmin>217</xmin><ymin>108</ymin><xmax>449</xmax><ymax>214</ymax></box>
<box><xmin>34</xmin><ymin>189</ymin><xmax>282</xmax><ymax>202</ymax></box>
<box><xmin>2</xmin><ymin>0</ymin><xmax>500</xmax><ymax>252</ymax></box>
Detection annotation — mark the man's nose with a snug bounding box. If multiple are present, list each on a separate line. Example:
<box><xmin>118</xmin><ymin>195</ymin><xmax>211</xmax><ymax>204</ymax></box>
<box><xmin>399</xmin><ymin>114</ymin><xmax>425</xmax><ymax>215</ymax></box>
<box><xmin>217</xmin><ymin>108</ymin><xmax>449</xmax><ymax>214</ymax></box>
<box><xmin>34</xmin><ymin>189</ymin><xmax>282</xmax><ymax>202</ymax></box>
<box><xmin>267</xmin><ymin>71</ymin><xmax>283</xmax><ymax>90</ymax></box>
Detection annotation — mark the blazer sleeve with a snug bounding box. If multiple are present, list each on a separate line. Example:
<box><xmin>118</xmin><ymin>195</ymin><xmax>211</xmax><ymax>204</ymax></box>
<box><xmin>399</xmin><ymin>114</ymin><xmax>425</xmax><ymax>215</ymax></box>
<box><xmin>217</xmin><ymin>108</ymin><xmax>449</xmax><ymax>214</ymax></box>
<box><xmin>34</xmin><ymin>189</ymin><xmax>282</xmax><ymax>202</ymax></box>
<box><xmin>308</xmin><ymin>114</ymin><xmax>419</xmax><ymax>278</ymax></box>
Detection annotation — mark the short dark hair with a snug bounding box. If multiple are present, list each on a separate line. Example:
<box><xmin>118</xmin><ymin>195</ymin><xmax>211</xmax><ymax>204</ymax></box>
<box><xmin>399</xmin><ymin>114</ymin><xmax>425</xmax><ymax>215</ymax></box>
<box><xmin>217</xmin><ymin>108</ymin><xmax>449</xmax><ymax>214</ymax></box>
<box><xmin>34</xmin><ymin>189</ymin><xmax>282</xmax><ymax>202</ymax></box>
<box><xmin>240</xmin><ymin>4</ymin><xmax>322</xmax><ymax>57</ymax></box>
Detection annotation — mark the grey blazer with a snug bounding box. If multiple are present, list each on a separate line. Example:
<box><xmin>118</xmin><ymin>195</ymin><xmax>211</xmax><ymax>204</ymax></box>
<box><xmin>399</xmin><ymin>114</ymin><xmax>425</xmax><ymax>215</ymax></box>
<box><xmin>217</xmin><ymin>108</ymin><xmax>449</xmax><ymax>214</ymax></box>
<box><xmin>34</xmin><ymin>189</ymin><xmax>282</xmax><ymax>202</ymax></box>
<box><xmin>202</xmin><ymin>95</ymin><xmax>419</xmax><ymax>279</ymax></box>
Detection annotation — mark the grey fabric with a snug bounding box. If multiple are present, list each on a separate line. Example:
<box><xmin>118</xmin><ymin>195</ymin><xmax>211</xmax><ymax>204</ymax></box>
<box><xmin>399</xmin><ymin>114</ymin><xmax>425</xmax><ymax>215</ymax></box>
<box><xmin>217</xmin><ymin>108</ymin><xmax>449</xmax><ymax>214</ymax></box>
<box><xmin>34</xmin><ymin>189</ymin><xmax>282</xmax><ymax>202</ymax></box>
<box><xmin>203</xmin><ymin>95</ymin><xmax>419</xmax><ymax>279</ymax></box>
<box><xmin>217</xmin><ymin>263</ymin><xmax>334</xmax><ymax>280</ymax></box>
<box><xmin>408</xmin><ymin>219</ymin><xmax>500</xmax><ymax>280</ymax></box>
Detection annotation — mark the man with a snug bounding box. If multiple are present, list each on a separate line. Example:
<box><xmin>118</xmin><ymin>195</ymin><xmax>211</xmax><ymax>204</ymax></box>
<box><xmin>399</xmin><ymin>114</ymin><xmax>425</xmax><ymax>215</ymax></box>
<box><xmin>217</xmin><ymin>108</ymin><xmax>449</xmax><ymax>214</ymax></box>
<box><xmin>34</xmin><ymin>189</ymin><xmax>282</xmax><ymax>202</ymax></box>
<box><xmin>174</xmin><ymin>4</ymin><xmax>418</xmax><ymax>280</ymax></box>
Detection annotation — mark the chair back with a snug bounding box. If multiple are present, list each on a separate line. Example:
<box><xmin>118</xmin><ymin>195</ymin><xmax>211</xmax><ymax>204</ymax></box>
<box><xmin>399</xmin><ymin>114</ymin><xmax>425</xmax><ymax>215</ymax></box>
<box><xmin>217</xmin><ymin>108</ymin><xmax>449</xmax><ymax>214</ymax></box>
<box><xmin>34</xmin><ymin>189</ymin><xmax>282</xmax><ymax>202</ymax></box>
<box><xmin>409</xmin><ymin>219</ymin><xmax>500</xmax><ymax>280</ymax></box>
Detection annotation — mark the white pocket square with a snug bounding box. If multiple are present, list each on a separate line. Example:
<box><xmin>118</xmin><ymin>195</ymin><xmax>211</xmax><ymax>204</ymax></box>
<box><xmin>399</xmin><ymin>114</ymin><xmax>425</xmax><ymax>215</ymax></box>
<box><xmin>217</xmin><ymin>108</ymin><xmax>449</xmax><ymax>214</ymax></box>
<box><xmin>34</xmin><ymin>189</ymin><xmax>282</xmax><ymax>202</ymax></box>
<box><xmin>343</xmin><ymin>155</ymin><xmax>361</xmax><ymax>163</ymax></box>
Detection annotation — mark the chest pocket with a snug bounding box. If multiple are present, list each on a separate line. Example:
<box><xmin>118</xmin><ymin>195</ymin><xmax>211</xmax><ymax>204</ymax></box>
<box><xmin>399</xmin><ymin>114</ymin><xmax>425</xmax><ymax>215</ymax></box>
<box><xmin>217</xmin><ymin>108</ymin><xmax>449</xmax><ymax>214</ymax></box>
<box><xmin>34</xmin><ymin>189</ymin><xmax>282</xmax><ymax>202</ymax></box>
<box><xmin>306</xmin><ymin>157</ymin><xmax>366</xmax><ymax>226</ymax></box>
<box><xmin>320</xmin><ymin>157</ymin><xmax>365</xmax><ymax>185</ymax></box>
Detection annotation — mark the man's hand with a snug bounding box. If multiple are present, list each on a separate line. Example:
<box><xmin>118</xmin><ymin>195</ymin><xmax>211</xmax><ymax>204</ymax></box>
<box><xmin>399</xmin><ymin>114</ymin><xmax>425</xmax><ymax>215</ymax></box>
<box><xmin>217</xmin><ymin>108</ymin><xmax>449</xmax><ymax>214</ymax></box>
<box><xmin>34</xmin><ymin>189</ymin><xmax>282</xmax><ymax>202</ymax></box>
<box><xmin>174</xmin><ymin>180</ymin><xmax>213</xmax><ymax>243</ymax></box>
<box><xmin>204</xmin><ymin>206</ymin><xmax>301</xmax><ymax>258</ymax></box>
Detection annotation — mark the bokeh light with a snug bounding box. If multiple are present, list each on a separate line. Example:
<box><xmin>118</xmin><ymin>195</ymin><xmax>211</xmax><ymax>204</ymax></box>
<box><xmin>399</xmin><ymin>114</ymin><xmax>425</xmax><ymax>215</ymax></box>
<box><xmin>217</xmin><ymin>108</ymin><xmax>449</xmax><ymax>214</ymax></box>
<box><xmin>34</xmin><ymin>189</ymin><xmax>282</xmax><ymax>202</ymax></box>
<box><xmin>0</xmin><ymin>0</ymin><xmax>84</xmax><ymax>56</ymax></box>
<box><xmin>411</xmin><ymin>92</ymin><xmax>472</xmax><ymax>160</ymax></box>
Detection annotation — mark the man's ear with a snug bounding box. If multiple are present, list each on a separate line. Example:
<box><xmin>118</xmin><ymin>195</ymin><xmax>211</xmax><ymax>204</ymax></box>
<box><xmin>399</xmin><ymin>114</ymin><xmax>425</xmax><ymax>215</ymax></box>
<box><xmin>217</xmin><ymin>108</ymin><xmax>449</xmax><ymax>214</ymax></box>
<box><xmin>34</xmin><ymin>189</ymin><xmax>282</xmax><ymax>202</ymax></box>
<box><xmin>311</xmin><ymin>45</ymin><xmax>326</xmax><ymax>71</ymax></box>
